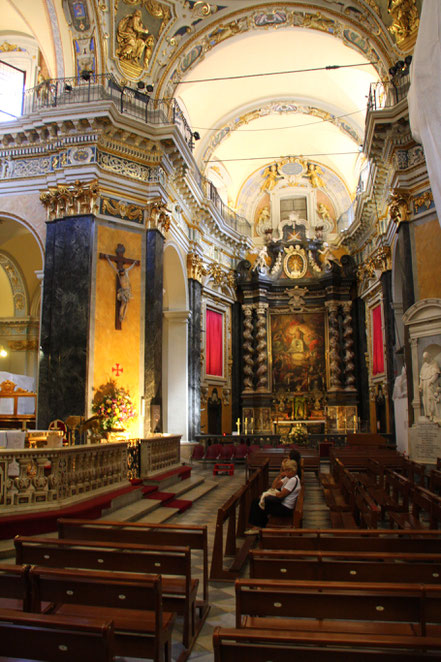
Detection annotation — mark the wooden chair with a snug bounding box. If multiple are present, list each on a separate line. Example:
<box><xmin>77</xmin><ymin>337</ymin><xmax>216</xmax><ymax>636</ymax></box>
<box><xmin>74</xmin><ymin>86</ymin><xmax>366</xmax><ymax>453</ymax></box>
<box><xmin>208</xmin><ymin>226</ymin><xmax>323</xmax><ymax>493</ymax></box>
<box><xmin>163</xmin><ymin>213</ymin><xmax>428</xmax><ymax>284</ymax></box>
<box><xmin>0</xmin><ymin>379</ymin><xmax>36</xmax><ymax>429</ymax></box>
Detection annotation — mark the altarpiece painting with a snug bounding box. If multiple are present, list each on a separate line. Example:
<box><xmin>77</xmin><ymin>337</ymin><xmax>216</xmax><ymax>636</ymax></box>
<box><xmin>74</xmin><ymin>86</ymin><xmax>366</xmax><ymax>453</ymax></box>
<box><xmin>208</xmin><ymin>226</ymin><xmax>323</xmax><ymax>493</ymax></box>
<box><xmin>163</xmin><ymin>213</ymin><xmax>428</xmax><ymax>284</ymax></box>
<box><xmin>270</xmin><ymin>312</ymin><xmax>327</xmax><ymax>420</ymax></box>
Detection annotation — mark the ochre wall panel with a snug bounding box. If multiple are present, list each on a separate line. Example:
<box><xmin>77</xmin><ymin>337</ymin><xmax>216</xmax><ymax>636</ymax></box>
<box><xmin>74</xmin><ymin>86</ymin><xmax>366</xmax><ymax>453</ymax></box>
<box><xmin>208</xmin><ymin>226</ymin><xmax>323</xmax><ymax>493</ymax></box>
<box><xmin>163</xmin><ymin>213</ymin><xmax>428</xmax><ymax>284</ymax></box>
<box><xmin>414</xmin><ymin>219</ymin><xmax>441</xmax><ymax>299</ymax></box>
<box><xmin>93</xmin><ymin>225</ymin><xmax>142</xmax><ymax>437</ymax></box>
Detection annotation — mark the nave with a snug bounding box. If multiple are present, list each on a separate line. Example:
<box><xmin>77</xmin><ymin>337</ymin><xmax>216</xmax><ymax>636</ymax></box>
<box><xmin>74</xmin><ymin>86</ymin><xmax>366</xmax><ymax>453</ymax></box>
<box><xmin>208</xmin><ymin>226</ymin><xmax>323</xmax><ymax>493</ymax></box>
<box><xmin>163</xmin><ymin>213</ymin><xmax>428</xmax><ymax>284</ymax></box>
<box><xmin>2</xmin><ymin>451</ymin><xmax>441</xmax><ymax>661</ymax></box>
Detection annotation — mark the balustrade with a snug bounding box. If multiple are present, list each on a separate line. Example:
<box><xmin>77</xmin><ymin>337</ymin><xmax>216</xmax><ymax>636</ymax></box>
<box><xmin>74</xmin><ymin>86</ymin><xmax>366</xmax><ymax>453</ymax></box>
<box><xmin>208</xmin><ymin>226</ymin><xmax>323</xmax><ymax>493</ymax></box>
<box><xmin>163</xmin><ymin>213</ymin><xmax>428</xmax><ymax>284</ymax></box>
<box><xmin>0</xmin><ymin>443</ymin><xmax>127</xmax><ymax>510</ymax></box>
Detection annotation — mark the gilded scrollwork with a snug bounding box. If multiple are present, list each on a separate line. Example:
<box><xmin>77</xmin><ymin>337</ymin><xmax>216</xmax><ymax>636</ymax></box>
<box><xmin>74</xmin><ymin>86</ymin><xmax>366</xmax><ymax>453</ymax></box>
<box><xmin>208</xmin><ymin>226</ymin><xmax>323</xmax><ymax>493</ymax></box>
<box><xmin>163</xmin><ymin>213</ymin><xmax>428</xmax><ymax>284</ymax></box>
<box><xmin>414</xmin><ymin>191</ymin><xmax>434</xmax><ymax>213</ymax></box>
<box><xmin>101</xmin><ymin>196</ymin><xmax>144</xmax><ymax>222</ymax></box>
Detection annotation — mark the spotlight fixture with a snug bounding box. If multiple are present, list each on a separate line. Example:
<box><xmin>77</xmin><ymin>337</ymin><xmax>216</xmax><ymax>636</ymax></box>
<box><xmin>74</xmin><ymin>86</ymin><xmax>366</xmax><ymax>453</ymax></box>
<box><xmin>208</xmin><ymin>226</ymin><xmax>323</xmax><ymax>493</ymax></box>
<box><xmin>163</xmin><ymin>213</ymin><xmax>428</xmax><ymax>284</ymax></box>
<box><xmin>193</xmin><ymin>131</ymin><xmax>201</xmax><ymax>141</ymax></box>
<box><xmin>0</xmin><ymin>346</ymin><xmax>7</xmax><ymax>358</ymax></box>
<box><xmin>389</xmin><ymin>65</ymin><xmax>397</xmax><ymax>76</ymax></box>
<box><xmin>405</xmin><ymin>55</ymin><xmax>413</xmax><ymax>66</ymax></box>
<box><xmin>81</xmin><ymin>70</ymin><xmax>91</xmax><ymax>81</ymax></box>
<box><xmin>64</xmin><ymin>83</ymin><xmax>73</xmax><ymax>92</ymax></box>
<box><xmin>146</xmin><ymin>84</ymin><xmax>154</xmax><ymax>93</ymax></box>
<box><xmin>137</xmin><ymin>81</ymin><xmax>145</xmax><ymax>90</ymax></box>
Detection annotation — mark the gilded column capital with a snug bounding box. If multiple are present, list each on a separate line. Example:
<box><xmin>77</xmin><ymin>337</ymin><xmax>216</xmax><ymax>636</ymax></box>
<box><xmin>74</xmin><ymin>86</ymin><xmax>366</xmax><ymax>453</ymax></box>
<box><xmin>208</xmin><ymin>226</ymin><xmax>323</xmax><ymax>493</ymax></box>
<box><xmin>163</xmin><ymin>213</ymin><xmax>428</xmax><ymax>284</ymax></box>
<box><xmin>40</xmin><ymin>179</ymin><xmax>99</xmax><ymax>221</ymax></box>
<box><xmin>187</xmin><ymin>252</ymin><xmax>204</xmax><ymax>282</ymax></box>
<box><xmin>145</xmin><ymin>198</ymin><xmax>171</xmax><ymax>234</ymax></box>
<box><xmin>389</xmin><ymin>188</ymin><xmax>412</xmax><ymax>225</ymax></box>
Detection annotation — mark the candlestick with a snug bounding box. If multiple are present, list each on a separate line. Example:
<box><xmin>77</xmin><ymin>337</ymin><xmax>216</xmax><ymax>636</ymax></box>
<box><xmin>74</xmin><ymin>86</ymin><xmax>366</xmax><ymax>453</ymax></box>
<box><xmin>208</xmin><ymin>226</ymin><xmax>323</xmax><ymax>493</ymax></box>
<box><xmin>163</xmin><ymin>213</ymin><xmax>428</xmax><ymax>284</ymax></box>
<box><xmin>236</xmin><ymin>418</ymin><xmax>241</xmax><ymax>434</ymax></box>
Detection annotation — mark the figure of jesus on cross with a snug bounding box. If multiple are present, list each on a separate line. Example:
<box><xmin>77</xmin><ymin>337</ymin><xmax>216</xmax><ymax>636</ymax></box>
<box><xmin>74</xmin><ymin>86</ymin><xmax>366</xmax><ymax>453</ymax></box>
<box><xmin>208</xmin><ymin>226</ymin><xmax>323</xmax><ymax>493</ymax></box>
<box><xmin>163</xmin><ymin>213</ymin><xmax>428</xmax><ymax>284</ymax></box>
<box><xmin>99</xmin><ymin>244</ymin><xmax>140</xmax><ymax>330</ymax></box>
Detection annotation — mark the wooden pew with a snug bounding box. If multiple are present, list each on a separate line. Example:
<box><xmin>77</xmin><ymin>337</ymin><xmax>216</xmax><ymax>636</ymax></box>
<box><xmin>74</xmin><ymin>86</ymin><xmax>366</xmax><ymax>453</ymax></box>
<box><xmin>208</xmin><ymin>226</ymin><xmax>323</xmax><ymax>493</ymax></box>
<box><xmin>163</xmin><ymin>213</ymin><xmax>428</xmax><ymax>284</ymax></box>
<box><xmin>57</xmin><ymin>518</ymin><xmax>209</xmax><ymax>622</ymax></box>
<box><xmin>15</xmin><ymin>535</ymin><xmax>197</xmax><ymax>651</ymax></box>
<box><xmin>249</xmin><ymin>549</ymin><xmax>441</xmax><ymax>583</ymax></box>
<box><xmin>0</xmin><ymin>562</ymin><xmax>30</xmax><ymax>611</ymax></box>
<box><xmin>235</xmin><ymin>578</ymin><xmax>441</xmax><ymax>637</ymax></box>
<box><xmin>346</xmin><ymin>433</ymin><xmax>388</xmax><ymax>447</ymax></box>
<box><xmin>430</xmin><ymin>468</ymin><xmax>441</xmax><ymax>496</ymax></box>
<box><xmin>213</xmin><ymin>626</ymin><xmax>441</xmax><ymax>661</ymax></box>
<box><xmin>259</xmin><ymin>528</ymin><xmax>441</xmax><ymax>553</ymax></box>
<box><xmin>246</xmin><ymin>449</ymin><xmax>319</xmax><ymax>479</ymax></box>
<box><xmin>210</xmin><ymin>463</ymin><xmax>268</xmax><ymax>580</ymax></box>
<box><xmin>0</xmin><ymin>607</ymin><xmax>116</xmax><ymax>662</ymax></box>
<box><xmin>267</xmin><ymin>483</ymin><xmax>305</xmax><ymax>529</ymax></box>
<box><xmin>29</xmin><ymin>566</ymin><xmax>174</xmax><ymax>662</ymax></box>
<box><xmin>389</xmin><ymin>485</ymin><xmax>441</xmax><ymax>529</ymax></box>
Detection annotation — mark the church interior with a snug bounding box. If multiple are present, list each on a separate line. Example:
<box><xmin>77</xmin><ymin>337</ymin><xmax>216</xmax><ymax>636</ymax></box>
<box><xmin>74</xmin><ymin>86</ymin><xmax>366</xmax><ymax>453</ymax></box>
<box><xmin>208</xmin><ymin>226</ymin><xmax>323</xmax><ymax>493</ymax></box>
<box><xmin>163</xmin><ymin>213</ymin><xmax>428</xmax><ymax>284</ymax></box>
<box><xmin>2</xmin><ymin>0</ymin><xmax>441</xmax><ymax>660</ymax></box>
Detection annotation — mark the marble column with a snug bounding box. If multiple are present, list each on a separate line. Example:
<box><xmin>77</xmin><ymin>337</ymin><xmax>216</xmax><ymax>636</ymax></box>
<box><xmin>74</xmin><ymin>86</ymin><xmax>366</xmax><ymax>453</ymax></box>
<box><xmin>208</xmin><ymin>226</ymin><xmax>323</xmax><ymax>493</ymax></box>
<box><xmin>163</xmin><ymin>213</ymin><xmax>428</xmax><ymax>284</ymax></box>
<box><xmin>144</xmin><ymin>229</ymin><xmax>164</xmax><ymax>436</ymax></box>
<box><xmin>255</xmin><ymin>303</ymin><xmax>269</xmax><ymax>392</ymax></box>
<box><xmin>242</xmin><ymin>304</ymin><xmax>254</xmax><ymax>393</ymax></box>
<box><xmin>38</xmin><ymin>215</ymin><xmax>93</xmax><ymax>427</ymax></box>
<box><xmin>188</xmin><ymin>278</ymin><xmax>201</xmax><ymax>441</ymax></box>
<box><xmin>342</xmin><ymin>302</ymin><xmax>356</xmax><ymax>391</ymax></box>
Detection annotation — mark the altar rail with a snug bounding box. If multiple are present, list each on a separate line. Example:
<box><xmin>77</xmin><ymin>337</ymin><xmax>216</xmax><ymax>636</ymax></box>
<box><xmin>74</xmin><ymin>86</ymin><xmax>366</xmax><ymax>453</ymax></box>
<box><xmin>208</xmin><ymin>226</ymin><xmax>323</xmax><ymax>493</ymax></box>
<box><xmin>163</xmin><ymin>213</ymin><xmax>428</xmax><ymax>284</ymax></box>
<box><xmin>0</xmin><ymin>443</ymin><xmax>127</xmax><ymax>509</ymax></box>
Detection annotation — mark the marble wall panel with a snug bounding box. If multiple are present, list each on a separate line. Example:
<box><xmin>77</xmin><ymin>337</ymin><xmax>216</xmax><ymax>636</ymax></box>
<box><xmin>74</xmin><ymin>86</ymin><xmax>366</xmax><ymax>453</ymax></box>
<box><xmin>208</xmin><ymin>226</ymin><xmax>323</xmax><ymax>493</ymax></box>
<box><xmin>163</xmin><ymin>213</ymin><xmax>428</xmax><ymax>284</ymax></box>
<box><xmin>188</xmin><ymin>278</ymin><xmax>201</xmax><ymax>441</ymax></box>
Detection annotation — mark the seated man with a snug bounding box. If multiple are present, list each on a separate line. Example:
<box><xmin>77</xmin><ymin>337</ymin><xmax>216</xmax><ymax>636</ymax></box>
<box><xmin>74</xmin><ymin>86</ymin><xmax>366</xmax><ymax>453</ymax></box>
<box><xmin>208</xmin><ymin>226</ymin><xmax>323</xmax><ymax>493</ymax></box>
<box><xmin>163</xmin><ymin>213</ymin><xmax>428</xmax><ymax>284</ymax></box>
<box><xmin>245</xmin><ymin>459</ymin><xmax>300</xmax><ymax>533</ymax></box>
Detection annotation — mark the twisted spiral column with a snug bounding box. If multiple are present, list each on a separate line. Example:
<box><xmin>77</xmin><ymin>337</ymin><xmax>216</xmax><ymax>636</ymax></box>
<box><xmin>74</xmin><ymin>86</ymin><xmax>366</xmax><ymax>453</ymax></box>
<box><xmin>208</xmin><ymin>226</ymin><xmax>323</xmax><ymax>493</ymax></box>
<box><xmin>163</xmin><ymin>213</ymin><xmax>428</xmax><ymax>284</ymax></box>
<box><xmin>255</xmin><ymin>303</ymin><xmax>269</xmax><ymax>392</ymax></box>
<box><xmin>242</xmin><ymin>304</ymin><xmax>254</xmax><ymax>392</ymax></box>
<box><xmin>342</xmin><ymin>302</ymin><xmax>356</xmax><ymax>391</ymax></box>
<box><xmin>326</xmin><ymin>301</ymin><xmax>342</xmax><ymax>391</ymax></box>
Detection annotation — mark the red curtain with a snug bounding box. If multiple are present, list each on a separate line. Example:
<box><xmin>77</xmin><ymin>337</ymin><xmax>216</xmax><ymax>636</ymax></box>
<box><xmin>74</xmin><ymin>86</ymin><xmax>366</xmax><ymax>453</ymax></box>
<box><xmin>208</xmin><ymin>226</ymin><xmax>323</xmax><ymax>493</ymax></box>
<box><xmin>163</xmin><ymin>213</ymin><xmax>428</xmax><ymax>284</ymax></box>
<box><xmin>206</xmin><ymin>309</ymin><xmax>223</xmax><ymax>376</ymax></box>
<box><xmin>372</xmin><ymin>305</ymin><xmax>384</xmax><ymax>375</ymax></box>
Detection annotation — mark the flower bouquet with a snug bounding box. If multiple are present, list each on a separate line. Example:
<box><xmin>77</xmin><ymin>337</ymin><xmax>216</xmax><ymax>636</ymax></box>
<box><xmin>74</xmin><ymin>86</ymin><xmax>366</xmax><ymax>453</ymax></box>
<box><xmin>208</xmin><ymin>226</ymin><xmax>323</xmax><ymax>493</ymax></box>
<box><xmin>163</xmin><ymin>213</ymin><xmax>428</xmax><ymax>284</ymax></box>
<box><xmin>288</xmin><ymin>423</ymin><xmax>308</xmax><ymax>446</ymax></box>
<box><xmin>92</xmin><ymin>380</ymin><xmax>136</xmax><ymax>432</ymax></box>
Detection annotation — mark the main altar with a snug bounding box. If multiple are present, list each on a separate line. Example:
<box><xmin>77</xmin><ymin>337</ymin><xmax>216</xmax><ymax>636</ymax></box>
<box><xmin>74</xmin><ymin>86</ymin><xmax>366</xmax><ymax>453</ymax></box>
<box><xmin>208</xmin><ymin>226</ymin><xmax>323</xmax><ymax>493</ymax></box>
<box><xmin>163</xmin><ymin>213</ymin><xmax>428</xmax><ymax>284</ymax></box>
<box><xmin>236</xmin><ymin>216</ymin><xmax>359</xmax><ymax>434</ymax></box>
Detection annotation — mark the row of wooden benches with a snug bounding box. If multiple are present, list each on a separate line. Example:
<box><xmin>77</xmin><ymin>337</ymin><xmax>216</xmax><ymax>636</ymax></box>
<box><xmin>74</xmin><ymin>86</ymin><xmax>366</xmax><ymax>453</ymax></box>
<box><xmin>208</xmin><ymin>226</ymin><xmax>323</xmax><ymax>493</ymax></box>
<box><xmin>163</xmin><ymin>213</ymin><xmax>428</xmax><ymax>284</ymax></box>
<box><xmin>322</xmin><ymin>453</ymin><xmax>441</xmax><ymax>529</ymax></box>
<box><xmin>214</xmin><ymin>527</ymin><xmax>441</xmax><ymax>660</ymax></box>
<box><xmin>0</xmin><ymin>518</ymin><xmax>212</xmax><ymax>661</ymax></box>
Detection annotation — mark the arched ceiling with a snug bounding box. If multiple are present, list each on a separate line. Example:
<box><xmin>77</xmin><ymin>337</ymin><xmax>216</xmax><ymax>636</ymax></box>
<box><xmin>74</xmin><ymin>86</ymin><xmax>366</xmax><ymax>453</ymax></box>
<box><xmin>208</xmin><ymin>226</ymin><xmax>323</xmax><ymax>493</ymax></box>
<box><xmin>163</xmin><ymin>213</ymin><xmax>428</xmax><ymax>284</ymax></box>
<box><xmin>176</xmin><ymin>27</ymin><xmax>379</xmax><ymax>206</ymax></box>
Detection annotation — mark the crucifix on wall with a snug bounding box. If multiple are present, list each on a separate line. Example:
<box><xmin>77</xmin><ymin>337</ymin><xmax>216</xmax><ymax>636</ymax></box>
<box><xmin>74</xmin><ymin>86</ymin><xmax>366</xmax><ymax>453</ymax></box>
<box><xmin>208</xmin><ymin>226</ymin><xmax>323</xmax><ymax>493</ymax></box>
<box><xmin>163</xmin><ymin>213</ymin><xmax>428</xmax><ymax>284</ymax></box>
<box><xmin>99</xmin><ymin>243</ymin><xmax>140</xmax><ymax>330</ymax></box>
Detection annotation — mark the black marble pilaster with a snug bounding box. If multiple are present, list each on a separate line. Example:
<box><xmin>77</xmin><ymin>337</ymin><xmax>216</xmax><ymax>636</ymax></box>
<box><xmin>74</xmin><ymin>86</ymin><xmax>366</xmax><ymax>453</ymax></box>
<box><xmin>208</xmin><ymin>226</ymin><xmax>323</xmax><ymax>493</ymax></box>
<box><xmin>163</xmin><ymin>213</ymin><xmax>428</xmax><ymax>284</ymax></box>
<box><xmin>144</xmin><ymin>229</ymin><xmax>164</xmax><ymax>435</ymax></box>
<box><xmin>353</xmin><ymin>297</ymin><xmax>369</xmax><ymax>426</ymax></box>
<box><xmin>188</xmin><ymin>279</ymin><xmax>202</xmax><ymax>441</ymax></box>
<box><xmin>231</xmin><ymin>301</ymin><xmax>242</xmax><ymax>426</ymax></box>
<box><xmin>399</xmin><ymin>222</ymin><xmax>416</xmax><ymax>312</ymax></box>
<box><xmin>38</xmin><ymin>215</ymin><xmax>93</xmax><ymax>428</ymax></box>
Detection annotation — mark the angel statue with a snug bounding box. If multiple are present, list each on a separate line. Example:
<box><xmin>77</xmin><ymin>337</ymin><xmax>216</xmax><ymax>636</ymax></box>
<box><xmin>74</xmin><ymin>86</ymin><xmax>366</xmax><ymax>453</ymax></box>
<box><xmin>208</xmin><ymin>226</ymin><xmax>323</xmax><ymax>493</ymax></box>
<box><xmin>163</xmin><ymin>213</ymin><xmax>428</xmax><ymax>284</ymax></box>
<box><xmin>306</xmin><ymin>163</ymin><xmax>325</xmax><ymax>188</ymax></box>
<box><xmin>261</xmin><ymin>163</ymin><xmax>282</xmax><ymax>193</ymax></box>
<box><xmin>251</xmin><ymin>245</ymin><xmax>270</xmax><ymax>273</ymax></box>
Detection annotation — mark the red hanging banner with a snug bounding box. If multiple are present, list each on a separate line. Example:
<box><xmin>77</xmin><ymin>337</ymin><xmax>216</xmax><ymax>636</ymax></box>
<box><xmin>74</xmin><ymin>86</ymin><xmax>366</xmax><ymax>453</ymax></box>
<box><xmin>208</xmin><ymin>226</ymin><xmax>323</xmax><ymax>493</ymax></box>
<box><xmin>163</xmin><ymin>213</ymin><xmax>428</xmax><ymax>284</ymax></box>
<box><xmin>372</xmin><ymin>304</ymin><xmax>384</xmax><ymax>375</ymax></box>
<box><xmin>206</xmin><ymin>309</ymin><xmax>223</xmax><ymax>376</ymax></box>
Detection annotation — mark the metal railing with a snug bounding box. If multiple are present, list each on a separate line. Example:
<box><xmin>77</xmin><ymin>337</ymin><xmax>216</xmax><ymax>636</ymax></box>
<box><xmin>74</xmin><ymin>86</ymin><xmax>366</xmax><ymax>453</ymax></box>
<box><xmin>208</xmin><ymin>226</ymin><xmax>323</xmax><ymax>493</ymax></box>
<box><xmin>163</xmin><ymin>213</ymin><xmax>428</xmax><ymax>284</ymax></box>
<box><xmin>201</xmin><ymin>175</ymin><xmax>252</xmax><ymax>237</ymax></box>
<box><xmin>20</xmin><ymin>74</ymin><xmax>251</xmax><ymax>238</ymax></box>
<box><xmin>23</xmin><ymin>73</ymin><xmax>194</xmax><ymax>148</ymax></box>
<box><xmin>366</xmin><ymin>72</ymin><xmax>411</xmax><ymax>113</ymax></box>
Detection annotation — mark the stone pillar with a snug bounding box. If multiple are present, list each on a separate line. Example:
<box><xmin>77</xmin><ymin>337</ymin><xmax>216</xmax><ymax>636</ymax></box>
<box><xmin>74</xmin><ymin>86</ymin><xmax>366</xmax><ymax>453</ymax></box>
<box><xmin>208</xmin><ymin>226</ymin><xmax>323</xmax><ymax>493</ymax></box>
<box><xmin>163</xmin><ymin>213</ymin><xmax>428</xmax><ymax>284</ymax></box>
<box><xmin>144</xmin><ymin>229</ymin><xmax>164</xmax><ymax>435</ymax></box>
<box><xmin>342</xmin><ymin>302</ymin><xmax>356</xmax><ymax>391</ymax></box>
<box><xmin>38</xmin><ymin>215</ymin><xmax>93</xmax><ymax>427</ymax></box>
<box><xmin>187</xmin><ymin>277</ymin><xmax>202</xmax><ymax>442</ymax></box>
<box><xmin>163</xmin><ymin>310</ymin><xmax>190</xmax><ymax>440</ymax></box>
<box><xmin>242</xmin><ymin>304</ymin><xmax>254</xmax><ymax>393</ymax></box>
<box><xmin>326</xmin><ymin>301</ymin><xmax>342</xmax><ymax>391</ymax></box>
<box><xmin>255</xmin><ymin>303</ymin><xmax>269</xmax><ymax>392</ymax></box>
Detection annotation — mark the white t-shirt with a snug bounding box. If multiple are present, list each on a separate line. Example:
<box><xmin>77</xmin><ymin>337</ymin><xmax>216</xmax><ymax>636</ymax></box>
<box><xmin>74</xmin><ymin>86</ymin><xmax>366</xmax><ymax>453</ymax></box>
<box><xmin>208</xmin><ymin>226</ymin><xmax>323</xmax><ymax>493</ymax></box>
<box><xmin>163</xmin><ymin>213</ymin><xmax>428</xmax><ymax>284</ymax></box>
<box><xmin>280</xmin><ymin>475</ymin><xmax>301</xmax><ymax>510</ymax></box>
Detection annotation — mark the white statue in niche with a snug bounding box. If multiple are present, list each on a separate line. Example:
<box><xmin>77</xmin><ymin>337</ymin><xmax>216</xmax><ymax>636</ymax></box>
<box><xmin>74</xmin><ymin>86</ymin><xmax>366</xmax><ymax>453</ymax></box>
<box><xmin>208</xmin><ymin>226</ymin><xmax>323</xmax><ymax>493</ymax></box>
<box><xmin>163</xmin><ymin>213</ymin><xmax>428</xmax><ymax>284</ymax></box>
<box><xmin>419</xmin><ymin>351</ymin><xmax>440</xmax><ymax>422</ymax></box>
<box><xmin>255</xmin><ymin>206</ymin><xmax>271</xmax><ymax>237</ymax></box>
<box><xmin>393</xmin><ymin>365</ymin><xmax>408</xmax><ymax>400</ymax></box>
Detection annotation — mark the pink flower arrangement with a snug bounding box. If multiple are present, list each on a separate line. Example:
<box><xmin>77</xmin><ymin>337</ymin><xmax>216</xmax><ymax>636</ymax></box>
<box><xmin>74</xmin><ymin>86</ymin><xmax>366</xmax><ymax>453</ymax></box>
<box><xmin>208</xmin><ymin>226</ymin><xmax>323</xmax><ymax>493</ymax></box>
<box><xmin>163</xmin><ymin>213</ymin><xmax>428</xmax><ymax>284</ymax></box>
<box><xmin>92</xmin><ymin>380</ymin><xmax>136</xmax><ymax>431</ymax></box>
